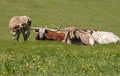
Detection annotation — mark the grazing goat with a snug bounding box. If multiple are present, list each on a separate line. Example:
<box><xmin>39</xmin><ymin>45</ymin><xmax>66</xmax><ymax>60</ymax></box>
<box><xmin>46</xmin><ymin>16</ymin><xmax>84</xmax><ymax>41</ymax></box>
<box><xmin>9</xmin><ymin>16</ymin><xmax>31</xmax><ymax>41</ymax></box>
<box><xmin>91</xmin><ymin>30</ymin><xmax>120</xmax><ymax>44</ymax></box>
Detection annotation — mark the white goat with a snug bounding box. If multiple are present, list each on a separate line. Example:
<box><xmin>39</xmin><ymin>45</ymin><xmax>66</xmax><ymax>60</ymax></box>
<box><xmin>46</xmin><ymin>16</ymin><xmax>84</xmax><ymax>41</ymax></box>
<box><xmin>92</xmin><ymin>30</ymin><xmax>120</xmax><ymax>44</ymax></box>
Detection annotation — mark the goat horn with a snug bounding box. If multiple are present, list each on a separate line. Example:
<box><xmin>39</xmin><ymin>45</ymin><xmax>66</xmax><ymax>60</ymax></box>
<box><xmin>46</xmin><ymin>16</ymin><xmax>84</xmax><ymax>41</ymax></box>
<box><xmin>45</xmin><ymin>28</ymin><xmax>58</xmax><ymax>31</ymax></box>
<box><xmin>57</xmin><ymin>24</ymin><xmax>62</xmax><ymax>31</ymax></box>
<box><xmin>51</xmin><ymin>24</ymin><xmax>58</xmax><ymax>29</ymax></box>
<box><xmin>57</xmin><ymin>21</ymin><xmax>64</xmax><ymax>30</ymax></box>
<box><xmin>77</xmin><ymin>29</ymin><xmax>91</xmax><ymax>34</ymax></box>
<box><xmin>30</xmin><ymin>27</ymin><xmax>40</xmax><ymax>30</ymax></box>
<box><xmin>45</xmin><ymin>26</ymin><xmax>48</xmax><ymax>29</ymax></box>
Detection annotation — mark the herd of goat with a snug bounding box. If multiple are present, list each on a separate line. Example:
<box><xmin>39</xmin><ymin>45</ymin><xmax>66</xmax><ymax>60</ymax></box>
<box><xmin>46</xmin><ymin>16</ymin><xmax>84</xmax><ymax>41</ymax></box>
<box><xmin>9</xmin><ymin>15</ymin><xmax>120</xmax><ymax>45</ymax></box>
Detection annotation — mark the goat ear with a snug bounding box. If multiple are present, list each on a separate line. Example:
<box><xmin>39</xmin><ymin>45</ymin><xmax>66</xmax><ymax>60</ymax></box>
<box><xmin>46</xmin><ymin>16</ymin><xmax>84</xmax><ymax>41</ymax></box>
<box><xmin>35</xmin><ymin>29</ymin><xmax>39</xmax><ymax>32</ymax></box>
<box><xmin>90</xmin><ymin>31</ymin><xmax>93</xmax><ymax>34</ymax></box>
<box><xmin>45</xmin><ymin>29</ymin><xmax>48</xmax><ymax>33</ymax></box>
<box><xmin>76</xmin><ymin>29</ymin><xmax>80</xmax><ymax>32</ymax></box>
<box><xmin>63</xmin><ymin>31</ymin><xmax>70</xmax><ymax>43</ymax></box>
<box><xmin>35</xmin><ymin>34</ymin><xmax>40</xmax><ymax>40</ymax></box>
<box><xmin>82</xmin><ymin>29</ymin><xmax>88</xmax><ymax>32</ymax></box>
<box><xmin>32</xmin><ymin>29</ymin><xmax>39</xmax><ymax>33</ymax></box>
<box><xmin>93</xmin><ymin>29</ymin><xmax>98</xmax><ymax>31</ymax></box>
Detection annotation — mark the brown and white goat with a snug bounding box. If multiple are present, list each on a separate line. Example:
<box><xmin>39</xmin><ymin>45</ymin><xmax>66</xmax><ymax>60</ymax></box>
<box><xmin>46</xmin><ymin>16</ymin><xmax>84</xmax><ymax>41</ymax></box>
<box><xmin>34</xmin><ymin>28</ymin><xmax>66</xmax><ymax>42</ymax></box>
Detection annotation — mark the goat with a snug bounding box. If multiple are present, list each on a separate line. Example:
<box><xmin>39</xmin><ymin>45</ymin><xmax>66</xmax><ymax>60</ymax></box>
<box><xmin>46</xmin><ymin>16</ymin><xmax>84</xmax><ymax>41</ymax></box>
<box><xmin>75</xmin><ymin>31</ymin><xmax>94</xmax><ymax>45</ymax></box>
<box><xmin>91</xmin><ymin>30</ymin><xmax>120</xmax><ymax>44</ymax></box>
<box><xmin>34</xmin><ymin>28</ymin><xmax>66</xmax><ymax>42</ymax></box>
<box><xmin>63</xmin><ymin>26</ymin><xmax>94</xmax><ymax>45</ymax></box>
<box><xmin>9</xmin><ymin>16</ymin><xmax>31</xmax><ymax>41</ymax></box>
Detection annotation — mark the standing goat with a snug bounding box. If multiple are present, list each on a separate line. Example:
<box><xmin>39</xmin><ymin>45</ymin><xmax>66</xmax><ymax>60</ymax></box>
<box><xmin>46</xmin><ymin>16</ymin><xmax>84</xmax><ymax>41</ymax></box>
<box><xmin>9</xmin><ymin>16</ymin><xmax>31</xmax><ymax>41</ymax></box>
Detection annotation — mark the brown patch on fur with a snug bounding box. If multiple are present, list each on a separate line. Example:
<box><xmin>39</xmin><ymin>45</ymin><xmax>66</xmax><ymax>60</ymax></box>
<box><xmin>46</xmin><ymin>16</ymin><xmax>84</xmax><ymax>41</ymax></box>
<box><xmin>44</xmin><ymin>30</ymin><xmax>65</xmax><ymax>41</ymax></box>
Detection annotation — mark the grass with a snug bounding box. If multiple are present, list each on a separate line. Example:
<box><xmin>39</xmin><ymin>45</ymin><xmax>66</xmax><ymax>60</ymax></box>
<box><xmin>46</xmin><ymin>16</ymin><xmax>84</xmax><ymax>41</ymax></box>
<box><xmin>0</xmin><ymin>0</ymin><xmax>120</xmax><ymax>76</ymax></box>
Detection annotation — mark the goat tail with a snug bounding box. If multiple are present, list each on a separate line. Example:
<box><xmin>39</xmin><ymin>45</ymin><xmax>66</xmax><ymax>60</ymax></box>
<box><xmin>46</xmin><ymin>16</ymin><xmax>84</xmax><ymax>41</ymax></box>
<box><xmin>119</xmin><ymin>38</ymin><xmax>120</xmax><ymax>42</ymax></box>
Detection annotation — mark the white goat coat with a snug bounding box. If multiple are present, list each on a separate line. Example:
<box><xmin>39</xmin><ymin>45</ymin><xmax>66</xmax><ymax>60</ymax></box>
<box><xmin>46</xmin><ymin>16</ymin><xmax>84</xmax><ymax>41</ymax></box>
<box><xmin>92</xmin><ymin>31</ymin><xmax>120</xmax><ymax>44</ymax></box>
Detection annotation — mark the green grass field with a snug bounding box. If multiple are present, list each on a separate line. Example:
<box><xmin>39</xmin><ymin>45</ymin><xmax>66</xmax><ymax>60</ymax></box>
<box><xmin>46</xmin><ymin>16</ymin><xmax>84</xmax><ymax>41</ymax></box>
<box><xmin>0</xmin><ymin>0</ymin><xmax>120</xmax><ymax>76</ymax></box>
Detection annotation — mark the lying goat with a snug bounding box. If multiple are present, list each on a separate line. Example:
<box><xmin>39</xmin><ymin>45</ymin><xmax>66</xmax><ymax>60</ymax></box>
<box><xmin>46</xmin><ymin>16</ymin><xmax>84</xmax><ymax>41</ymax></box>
<box><xmin>63</xmin><ymin>26</ymin><xmax>95</xmax><ymax>45</ymax></box>
<box><xmin>75</xmin><ymin>31</ymin><xmax>94</xmax><ymax>45</ymax></box>
<box><xmin>91</xmin><ymin>30</ymin><xmax>120</xmax><ymax>44</ymax></box>
<box><xmin>34</xmin><ymin>28</ymin><xmax>66</xmax><ymax>42</ymax></box>
<box><xmin>63</xmin><ymin>26</ymin><xmax>82</xmax><ymax>44</ymax></box>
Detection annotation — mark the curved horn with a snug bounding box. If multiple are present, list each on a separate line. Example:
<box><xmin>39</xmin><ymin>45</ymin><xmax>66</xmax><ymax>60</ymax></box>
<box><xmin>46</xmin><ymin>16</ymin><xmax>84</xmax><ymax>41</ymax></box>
<box><xmin>45</xmin><ymin>28</ymin><xmax>58</xmax><ymax>31</ymax></box>
<box><xmin>51</xmin><ymin>24</ymin><xmax>58</xmax><ymax>29</ymax></box>
<box><xmin>51</xmin><ymin>23</ymin><xmax>63</xmax><ymax>31</ymax></box>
